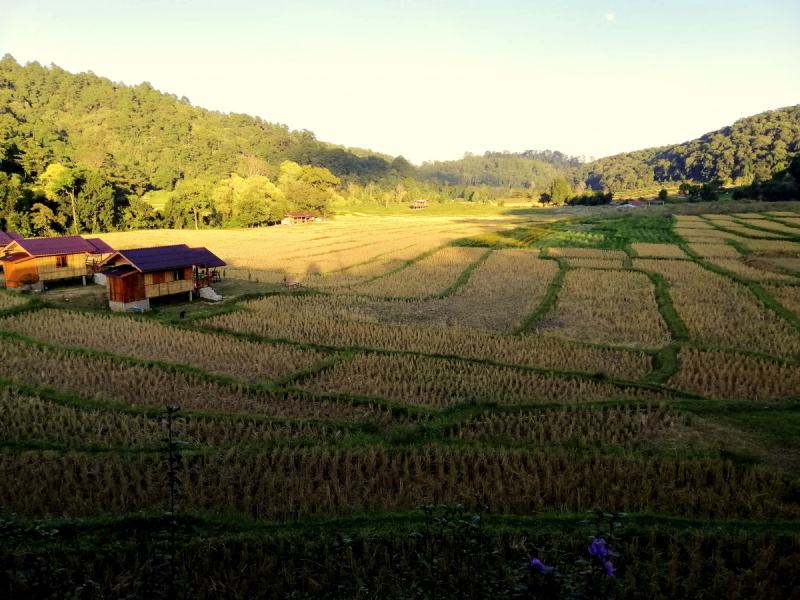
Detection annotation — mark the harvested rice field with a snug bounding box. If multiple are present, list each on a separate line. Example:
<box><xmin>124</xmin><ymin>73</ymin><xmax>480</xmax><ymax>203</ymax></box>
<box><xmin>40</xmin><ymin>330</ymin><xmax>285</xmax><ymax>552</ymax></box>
<box><xmin>5</xmin><ymin>206</ymin><xmax>800</xmax><ymax>599</ymax></box>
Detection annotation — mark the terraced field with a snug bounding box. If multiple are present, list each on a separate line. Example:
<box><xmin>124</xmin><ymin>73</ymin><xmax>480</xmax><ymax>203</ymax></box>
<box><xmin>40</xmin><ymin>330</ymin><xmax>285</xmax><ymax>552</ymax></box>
<box><xmin>3</xmin><ymin>206</ymin><xmax>800</xmax><ymax>598</ymax></box>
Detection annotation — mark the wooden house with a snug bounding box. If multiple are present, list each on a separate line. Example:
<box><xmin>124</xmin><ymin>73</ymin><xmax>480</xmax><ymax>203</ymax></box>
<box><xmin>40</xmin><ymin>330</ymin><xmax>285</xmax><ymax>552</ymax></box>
<box><xmin>410</xmin><ymin>200</ymin><xmax>429</xmax><ymax>210</ymax></box>
<box><xmin>0</xmin><ymin>231</ymin><xmax>23</xmax><ymax>273</ymax></box>
<box><xmin>0</xmin><ymin>231</ymin><xmax>23</xmax><ymax>253</ymax></box>
<box><xmin>0</xmin><ymin>236</ymin><xmax>115</xmax><ymax>290</ymax></box>
<box><xmin>281</xmin><ymin>213</ymin><xmax>317</xmax><ymax>225</ymax></box>
<box><xmin>97</xmin><ymin>244</ymin><xmax>226</xmax><ymax>312</ymax></box>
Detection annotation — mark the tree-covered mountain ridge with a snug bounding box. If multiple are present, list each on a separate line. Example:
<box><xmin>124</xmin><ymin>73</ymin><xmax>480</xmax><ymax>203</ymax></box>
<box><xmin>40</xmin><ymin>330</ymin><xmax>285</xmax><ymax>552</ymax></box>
<box><xmin>573</xmin><ymin>104</ymin><xmax>800</xmax><ymax>192</ymax></box>
<box><xmin>0</xmin><ymin>54</ymin><xmax>415</xmax><ymax>191</ymax></box>
<box><xmin>427</xmin><ymin>105</ymin><xmax>800</xmax><ymax>193</ymax></box>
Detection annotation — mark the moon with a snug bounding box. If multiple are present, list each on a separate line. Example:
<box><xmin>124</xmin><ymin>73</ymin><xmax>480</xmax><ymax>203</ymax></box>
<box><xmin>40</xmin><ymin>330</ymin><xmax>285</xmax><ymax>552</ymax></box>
<box><xmin>607</xmin><ymin>13</ymin><xmax>614</xmax><ymax>20</ymax></box>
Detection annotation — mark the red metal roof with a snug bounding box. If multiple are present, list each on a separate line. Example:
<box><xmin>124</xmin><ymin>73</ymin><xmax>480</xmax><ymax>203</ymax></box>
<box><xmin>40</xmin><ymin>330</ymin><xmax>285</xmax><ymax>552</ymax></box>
<box><xmin>284</xmin><ymin>213</ymin><xmax>317</xmax><ymax>218</ymax></box>
<box><xmin>0</xmin><ymin>231</ymin><xmax>23</xmax><ymax>245</ymax></box>
<box><xmin>101</xmin><ymin>244</ymin><xmax>226</xmax><ymax>272</ymax></box>
<box><xmin>11</xmin><ymin>236</ymin><xmax>110</xmax><ymax>257</ymax></box>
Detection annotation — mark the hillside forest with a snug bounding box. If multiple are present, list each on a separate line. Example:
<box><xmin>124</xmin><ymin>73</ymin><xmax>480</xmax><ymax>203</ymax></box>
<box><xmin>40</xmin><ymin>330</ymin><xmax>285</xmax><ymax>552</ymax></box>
<box><xmin>1</xmin><ymin>54</ymin><xmax>799</xmax><ymax>235</ymax></box>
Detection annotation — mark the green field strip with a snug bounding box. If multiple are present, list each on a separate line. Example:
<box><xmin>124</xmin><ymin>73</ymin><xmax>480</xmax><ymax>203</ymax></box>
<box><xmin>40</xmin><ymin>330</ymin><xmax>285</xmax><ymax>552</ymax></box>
<box><xmin>729</xmin><ymin>217</ymin><xmax>800</xmax><ymax>240</ymax></box>
<box><xmin>7</xmin><ymin>511</ymin><xmax>800</xmax><ymax>550</ymax></box>
<box><xmin>723</xmin><ymin>238</ymin><xmax>753</xmax><ymax>255</ymax></box>
<box><xmin>762</xmin><ymin>213</ymin><xmax>800</xmax><ymax>229</ymax></box>
<box><xmin>513</xmin><ymin>255</ymin><xmax>569</xmax><ymax>334</ymax></box>
<box><xmin>636</xmin><ymin>269</ymin><xmax>690</xmax><ymax>343</ymax></box>
<box><xmin>0</xmin><ymin>379</ymin><xmax>382</xmax><ymax>434</ymax></box>
<box><xmin>699</xmin><ymin>215</ymin><xmax>797</xmax><ymax>241</ymax></box>
<box><xmin>647</xmin><ymin>344</ymin><xmax>681</xmax><ymax>385</ymax></box>
<box><xmin>436</xmin><ymin>248</ymin><xmax>494</xmax><ymax>298</ymax></box>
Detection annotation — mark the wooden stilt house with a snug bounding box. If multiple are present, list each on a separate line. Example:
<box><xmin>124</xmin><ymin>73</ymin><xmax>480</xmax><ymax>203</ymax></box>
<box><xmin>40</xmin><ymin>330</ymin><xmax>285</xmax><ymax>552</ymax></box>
<box><xmin>410</xmin><ymin>200</ymin><xmax>429</xmax><ymax>210</ymax></box>
<box><xmin>97</xmin><ymin>244</ymin><xmax>226</xmax><ymax>312</ymax></box>
<box><xmin>0</xmin><ymin>236</ymin><xmax>115</xmax><ymax>290</ymax></box>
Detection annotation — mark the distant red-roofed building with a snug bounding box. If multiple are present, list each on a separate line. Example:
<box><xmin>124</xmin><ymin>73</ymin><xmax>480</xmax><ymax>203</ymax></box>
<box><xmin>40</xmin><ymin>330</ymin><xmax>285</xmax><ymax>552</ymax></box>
<box><xmin>0</xmin><ymin>236</ymin><xmax>115</xmax><ymax>290</ymax></box>
<box><xmin>97</xmin><ymin>244</ymin><xmax>226</xmax><ymax>311</ymax></box>
<box><xmin>281</xmin><ymin>213</ymin><xmax>317</xmax><ymax>225</ymax></box>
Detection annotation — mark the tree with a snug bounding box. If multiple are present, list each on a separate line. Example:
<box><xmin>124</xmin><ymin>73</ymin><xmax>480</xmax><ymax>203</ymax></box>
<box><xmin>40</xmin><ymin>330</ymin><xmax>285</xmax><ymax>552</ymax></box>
<box><xmin>278</xmin><ymin>161</ymin><xmax>339</xmax><ymax>216</ymax></box>
<box><xmin>122</xmin><ymin>197</ymin><xmax>160</xmax><ymax>229</ymax></box>
<box><xmin>77</xmin><ymin>168</ymin><xmax>115</xmax><ymax>232</ymax></box>
<box><xmin>658</xmin><ymin>188</ymin><xmax>668</xmax><ymax>202</ymax></box>
<box><xmin>29</xmin><ymin>203</ymin><xmax>67</xmax><ymax>236</ymax></box>
<box><xmin>538</xmin><ymin>192</ymin><xmax>551</xmax><ymax>205</ymax></box>
<box><xmin>549</xmin><ymin>178</ymin><xmax>572</xmax><ymax>204</ymax></box>
<box><xmin>38</xmin><ymin>163</ymin><xmax>80</xmax><ymax>234</ymax></box>
<box><xmin>165</xmin><ymin>179</ymin><xmax>213</xmax><ymax>229</ymax></box>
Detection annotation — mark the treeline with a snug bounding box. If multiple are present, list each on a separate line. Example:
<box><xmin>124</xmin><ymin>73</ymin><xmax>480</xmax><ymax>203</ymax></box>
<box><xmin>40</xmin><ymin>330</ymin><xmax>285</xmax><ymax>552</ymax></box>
<box><xmin>418</xmin><ymin>150</ymin><xmax>583</xmax><ymax>190</ymax></box>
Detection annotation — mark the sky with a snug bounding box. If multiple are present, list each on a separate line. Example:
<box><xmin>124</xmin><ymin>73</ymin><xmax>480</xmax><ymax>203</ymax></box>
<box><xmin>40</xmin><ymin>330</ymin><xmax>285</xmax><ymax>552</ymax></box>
<box><xmin>2</xmin><ymin>0</ymin><xmax>799</xmax><ymax>165</ymax></box>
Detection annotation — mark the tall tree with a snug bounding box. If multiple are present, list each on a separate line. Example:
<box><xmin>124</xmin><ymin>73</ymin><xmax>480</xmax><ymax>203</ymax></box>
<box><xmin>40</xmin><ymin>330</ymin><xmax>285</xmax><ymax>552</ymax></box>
<box><xmin>549</xmin><ymin>178</ymin><xmax>572</xmax><ymax>204</ymax></box>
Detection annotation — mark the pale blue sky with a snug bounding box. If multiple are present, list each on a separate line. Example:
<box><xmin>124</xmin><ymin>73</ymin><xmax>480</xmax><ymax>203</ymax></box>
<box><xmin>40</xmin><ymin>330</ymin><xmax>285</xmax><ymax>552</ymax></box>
<box><xmin>2</xmin><ymin>0</ymin><xmax>799</xmax><ymax>164</ymax></box>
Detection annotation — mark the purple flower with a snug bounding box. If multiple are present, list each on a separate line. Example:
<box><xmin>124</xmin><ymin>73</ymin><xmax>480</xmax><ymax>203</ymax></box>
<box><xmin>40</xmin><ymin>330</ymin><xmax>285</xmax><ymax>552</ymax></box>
<box><xmin>603</xmin><ymin>561</ymin><xmax>616</xmax><ymax>577</ymax></box>
<box><xmin>530</xmin><ymin>558</ymin><xmax>551</xmax><ymax>574</ymax></box>
<box><xmin>588</xmin><ymin>538</ymin><xmax>612</xmax><ymax>562</ymax></box>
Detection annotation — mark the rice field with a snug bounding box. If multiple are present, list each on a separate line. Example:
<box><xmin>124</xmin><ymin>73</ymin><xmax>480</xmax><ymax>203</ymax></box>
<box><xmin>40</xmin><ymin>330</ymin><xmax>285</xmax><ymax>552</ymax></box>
<box><xmin>5</xmin><ymin>208</ymin><xmax>800</xmax><ymax>598</ymax></box>
<box><xmin>300</xmin><ymin>353</ymin><xmax>670</xmax><ymax>408</ymax></box>
<box><xmin>687</xmin><ymin>243</ymin><xmax>742</xmax><ymax>258</ymax></box>
<box><xmin>632</xmin><ymin>259</ymin><xmax>800</xmax><ymax>358</ymax></box>
<box><xmin>537</xmin><ymin>269</ymin><xmax>670</xmax><ymax>348</ymax></box>
<box><xmin>667</xmin><ymin>348</ymin><xmax>800</xmax><ymax>399</ymax></box>
<box><xmin>631</xmin><ymin>243</ymin><xmax>688</xmax><ymax>258</ymax></box>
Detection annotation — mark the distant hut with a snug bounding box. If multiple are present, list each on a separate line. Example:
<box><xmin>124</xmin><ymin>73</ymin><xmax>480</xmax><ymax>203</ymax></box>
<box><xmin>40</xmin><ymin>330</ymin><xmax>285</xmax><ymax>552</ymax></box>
<box><xmin>0</xmin><ymin>236</ymin><xmax>115</xmax><ymax>290</ymax></box>
<box><xmin>97</xmin><ymin>244</ymin><xmax>226</xmax><ymax>312</ymax></box>
<box><xmin>410</xmin><ymin>200</ymin><xmax>429</xmax><ymax>210</ymax></box>
<box><xmin>281</xmin><ymin>213</ymin><xmax>317</xmax><ymax>225</ymax></box>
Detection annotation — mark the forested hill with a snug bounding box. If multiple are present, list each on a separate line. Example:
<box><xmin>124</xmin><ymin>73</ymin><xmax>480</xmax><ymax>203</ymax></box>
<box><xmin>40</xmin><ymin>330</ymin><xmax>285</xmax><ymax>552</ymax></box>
<box><xmin>575</xmin><ymin>105</ymin><xmax>800</xmax><ymax>192</ymax></box>
<box><xmin>418</xmin><ymin>150</ymin><xmax>583</xmax><ymax>190</ymax></box>
<box><xmin>0</xmin><ymin>54</ymin><xmax>414</xmax><ymax>190</ymax></box>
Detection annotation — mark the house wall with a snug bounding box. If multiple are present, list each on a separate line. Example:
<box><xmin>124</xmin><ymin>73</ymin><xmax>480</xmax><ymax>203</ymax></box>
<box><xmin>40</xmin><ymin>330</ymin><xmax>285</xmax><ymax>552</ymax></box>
<box><xmin>108</xmin><ymin>274</ymin><xmax>145</xmax><ymax>303</ymax></box>
<box><xmin>4</xmin><ymin>257</ymin><xmax>39</xmax><ymax>288</ymax></box>
<box><xmin>35</xmin><ymin>253</ymin><xmax>89</xmax><ymax>282</ymax></box>
<box><xmin>143</xmin><ymin>267</ymin><xmax>193</xmax><ymax>299</ymax></box>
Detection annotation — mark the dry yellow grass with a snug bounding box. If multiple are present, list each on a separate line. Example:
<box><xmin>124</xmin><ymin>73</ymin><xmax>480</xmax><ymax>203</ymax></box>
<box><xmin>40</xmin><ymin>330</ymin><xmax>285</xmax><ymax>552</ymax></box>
<box><xmin>756</xmin><ymin>257</ymin><xmax>800</xmax><ymax>274</ymax></box>
<box><xmin>671</xmin><ymin>221</ymin><xmax>715</xmax><ymax>230</ymax></box>
<box><xmin>302</xmin><ymin>353</ymin><xmax>670</xmax><ymax>407</ymax></box>
<box><xmin>547</xmin><ymin>248</ymin><xmax>627</xmax><ymax>260</ymax></box>
<box><xmin>631</xmin><ymin>243</ymin><xmax>688</xmax><ymax>259</ymax></box>
<box><xmin>538</xmin><ymin>269</ymin><xmax>670</xmax><ymax>348</ymax></box>
<box><xmin>450</xmin><ymin>406</ymin><xmax>690</xmax><ymax>447</ymax></box>
<box><xmin>0</xmin><ymin>390</ymin><xmax>343</xmax><ymax>447</ymax></box>
<box><xmin>687</xmin><ymin>244</ymin><xmax>742</xmax><ymax>258</ymax></box>
<box><xmin>764</xmin><ymin>285</ymin><xmax>800</xmax><ymax>317</ymax></box>
<box><xmin>349</xmin><ymin>247</ymin><xmax>486</xmax><ymax>298</ymax></box>
<box><xmin>675</xmin><ymin>228</ymin><xmax>736</xmax><ymax>240</ymax></box>
<box><xmin>706</xmin><ymin>215</ymin><xmax>736</xmax><ymax>221</ymax></box>
<box><xmin>90</xmin><ymin>216</ymin><xmax>514</xmax><ymax>275</ymax></box>
<box><xmin>737</xmin><ymin>240</ymin><xmax>800</xmax><ymax>254</ymax></box>
<box><xmin>734</xmin><ymin>220</ymin><xmax>800</xmax><ymax>236</ymax></box>
<box><xmin>731</xmin><ymin>214</ymin><xmax>766</xmax><ymax>219</ymax></box>
<box><xmin>708</xmin><ymin>259</ymin><xmax>799</xmax><ymax>283</ymax></box>
<box><xmin>0</xmin><ymin>309</ymin><xmax>326</xmax><ymax>383</ymax></box>
<box><xmin>775</xmin><ymin>217</ymin><xmax>800</xmax><ymax>227</ymax></box>
<box><xmin>0</xmin><ymin>293</ymin><xmax>26</xmax><ymax>310</ymax></box>
<box><xmin>769</xmin><ymin>212</ymin><xmax>800</xmax><ymax>217</ymax></box>
<box><xmin>716</xmin><ymin>224</ymin><xmax>791</xmax><ymax>239</ymax></box>
<box><xmin>2</xmin><ymin>448</ymin><xmax>793</xmax><ymax>520</ymax></box>
<box><xmin>202</xmin><ymin>312</ymin><xmax>652</xmax><ymax>379</ymax></box>
<box><xmin>668</xmin><ymin>349</ymin><xmax>800</xmax><ymax>399</ymax></box>
<box><xmin>633</xmin><ymin>259</ymin><xmax>800</xmax><ymax>358</ymax></box>
<box><xmin>0</xmin><ymin>340</ymin><xmax>397</xmax><ymax>423</ymax></box>
<box><xmin>236</xmin><ymin>251</ymin><xmax>558</xmax><ymax>332</ymax></box>
<box><xmin>564</xmin><ymin>258</ymin><xmax>624</xmax><ymax>269</ymax></box>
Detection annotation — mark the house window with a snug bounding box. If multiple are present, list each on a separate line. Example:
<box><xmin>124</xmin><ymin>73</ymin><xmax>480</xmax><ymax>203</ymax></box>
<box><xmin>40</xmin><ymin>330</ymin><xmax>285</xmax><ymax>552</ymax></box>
<box><xmin>174</xmin><ymin>268</ymin><xmax>185</xmax><ymax>281</ymax></box>
<box><xmin>55</xmin><ymin>255</ymin><xmax>68</xmax><ymax>268</ymax></box>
